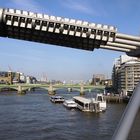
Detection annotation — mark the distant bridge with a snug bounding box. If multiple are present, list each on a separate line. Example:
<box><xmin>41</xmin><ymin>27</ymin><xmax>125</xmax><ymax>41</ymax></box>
<box><xmin>0</xmin><ymin>83</ymin><xmax>104</xmax><ymax>94</ymax></box>
<box><xmin>0</xmin><ymin>8</ymin><xmax>140</xmax><ymax>57</ymax></box>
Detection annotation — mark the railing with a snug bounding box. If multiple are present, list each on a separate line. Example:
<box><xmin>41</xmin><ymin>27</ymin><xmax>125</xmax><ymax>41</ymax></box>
<box><xmin>111</xmin><ymin>81</ymin><xmax>140</xmax><ymax>140</ymax></box>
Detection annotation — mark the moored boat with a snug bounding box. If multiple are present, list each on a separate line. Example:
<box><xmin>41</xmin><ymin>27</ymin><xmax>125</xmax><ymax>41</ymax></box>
<box><xmin>63</xmin><ymin>99</ymin><xmax>77</xmax><ymax>109</ymax></box>
<box><xmin>73</xmin><ymin>94</ymin><xmax>106</xmax><ymax>112</ymax></box>
<box><xmin>50</xmin><ymin>96</ymin><xmax>64</xmax><ymax>103</ymax></box>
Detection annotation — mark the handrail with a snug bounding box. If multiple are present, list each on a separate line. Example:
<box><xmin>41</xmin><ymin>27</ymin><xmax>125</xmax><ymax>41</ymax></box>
<box><xmin>111</xmin><ymin>81</ymin><xmax>140</xmax><ymax>140</ymax></box>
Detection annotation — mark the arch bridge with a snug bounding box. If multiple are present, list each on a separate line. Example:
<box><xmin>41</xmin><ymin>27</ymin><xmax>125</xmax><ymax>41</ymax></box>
<box><xmin>0</xmin><ymin>83</ymin><xmax>101</xmax><ymax>95</ymax></box>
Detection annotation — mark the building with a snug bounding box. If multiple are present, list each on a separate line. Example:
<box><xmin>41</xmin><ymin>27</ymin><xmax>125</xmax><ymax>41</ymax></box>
<box><xmin>112</xmin><ymin>58</ymin><xmax>121</xmax><ymax>92</ymax></box>
<box><xmin>0</xmin><ymin>71</ymin><xmax>37</xmax><ymax>84</ymax></box>
<box><xmin>19</xmin><ymin>73</ymin><xmax>26</xmax><ymax>83</ymax></box>
<box><xmin>112</xmin><ymin>55</ymin><xmax>140</xmax><ymax>95</ymax></box>
<box><xmin>0</xmin><ymin>71</ymin><xmax>21</xmax><ymax>84</ymax></box>
<box><xmin>0</xmin><ymin>71</ymin><xmax>12</xmax><ymax>84</ymax></box>
<box><xmin>12</xmin><ymin>72</ymin><xmax>20</xmax><ymax>84</ymax></box>
<box><xmin>26</xmin><ymin>76</ymin><xmax>37</xmax><ymax>84</ymax></box>
<box><xmin>92</xmin><ymin>74</ymin><xmax>105</xmax><ymax>85</ymax></box>
<box><xmin>101</xmin><ymin>79</ymin><xmax>112</xmax><ymax>86</ymax></box>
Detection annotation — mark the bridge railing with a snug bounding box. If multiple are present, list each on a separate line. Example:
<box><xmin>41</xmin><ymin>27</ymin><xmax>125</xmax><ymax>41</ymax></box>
<box><xmin>111</xmin><ymin>81</ymin><xmax>140</xmax><ymax>140</ymax></box>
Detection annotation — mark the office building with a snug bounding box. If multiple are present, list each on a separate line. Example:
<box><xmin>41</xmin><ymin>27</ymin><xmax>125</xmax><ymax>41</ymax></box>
<box><xmin>112</xmin><ymin>55</ymin><xmax>140</xmax><ymax>95</ymax></box>
<box><xmin>92</xmin><ymin>74</ymin><xmax>105</xmax><ymax>85</ymax></box>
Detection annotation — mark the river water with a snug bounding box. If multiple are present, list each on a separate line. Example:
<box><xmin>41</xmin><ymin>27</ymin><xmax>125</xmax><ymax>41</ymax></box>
<box><xmin>0</xmin><ymin>89</ymin><xmax>126</xmax><ymax>140</ymax></box>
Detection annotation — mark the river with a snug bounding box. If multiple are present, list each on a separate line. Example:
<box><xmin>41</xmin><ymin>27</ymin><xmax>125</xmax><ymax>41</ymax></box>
<box><xmin>0</xmin><ymin>89</ymin><xmax>126</xmax><ymax>140</ymax></box>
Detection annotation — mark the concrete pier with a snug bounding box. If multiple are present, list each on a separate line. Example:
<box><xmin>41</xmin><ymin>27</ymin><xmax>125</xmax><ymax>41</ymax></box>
<box><xmin>48</xmin><ymin>84</ymin><xmax>55</xmax><ymax>95</ymax></box>
<box><xmin>17</xmin><ymin>85</ymin><xmax>26</xmax><ymax>94</ymax></box>
<box><xmin>80</xmin><ymin>84</ymin><xmax>85</xmax><ymax>95</ymax></box>
<box><xmin>68</xmin><ymin>88</ymin><xmax>72</xmax><ymax>92</ymax></box>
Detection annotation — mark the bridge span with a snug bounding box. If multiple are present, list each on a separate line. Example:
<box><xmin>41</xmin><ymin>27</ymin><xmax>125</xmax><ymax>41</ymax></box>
<box><xmin>0</xmin><ymin>83</ymin><xmax>101</xmax><ymax>95</ymax></box>
<box><xmin>0</xmin><ymin>8</ymin><xmax>140</xmax><ymax>57</ymax></box>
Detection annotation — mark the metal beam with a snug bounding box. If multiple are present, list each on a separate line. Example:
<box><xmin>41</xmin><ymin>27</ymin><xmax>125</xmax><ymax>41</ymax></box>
<box><xmin>116</xmin><ymin>33</ymin><xmax>140</xmax><ymax>42</ymax></box>
<box><xmin>100</xmin><ymin>45</ymin><xmax>131</xmax><ymax>52</ymax></box>
<box><xmin>107</xmin><ymin>42</ymin><xmax>138</xmax><ymax>50</ymax></box>
<box><xmin>115</xmin><ymin>38</ymin><xmax>140</xmax><ymax>47</ymax></box>
<box><xmin>0</xmin><ymin>8</ymin><xmax>3</xmax><ymax>21</ymax></box>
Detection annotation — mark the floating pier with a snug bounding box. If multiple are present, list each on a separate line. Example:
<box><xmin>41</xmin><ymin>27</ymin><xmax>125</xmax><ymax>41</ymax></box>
<box><xmin>104</xmin><ymin>95</ymin><xmax>123</xmax><ymax>103</ymax></box>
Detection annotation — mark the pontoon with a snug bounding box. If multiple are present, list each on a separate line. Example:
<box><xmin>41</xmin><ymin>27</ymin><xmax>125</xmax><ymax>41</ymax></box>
<box><xmin>73</xmin><ymin>94</ymin><xmax>106</xmax><ymax>112</ymax></box>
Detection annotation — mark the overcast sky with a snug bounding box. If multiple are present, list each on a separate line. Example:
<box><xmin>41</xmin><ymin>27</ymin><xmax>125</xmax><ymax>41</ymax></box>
<box><xmin>0</xmin><ymin>0</ymin><xmax>140</xmax><ymax>82</ymax></box>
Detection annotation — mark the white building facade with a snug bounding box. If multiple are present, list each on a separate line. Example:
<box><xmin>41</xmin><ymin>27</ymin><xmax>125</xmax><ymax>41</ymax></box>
<box><xmin>112</xmin><ymin>55</ymin><xmax>140</xmax><ymax>96</ymax></box>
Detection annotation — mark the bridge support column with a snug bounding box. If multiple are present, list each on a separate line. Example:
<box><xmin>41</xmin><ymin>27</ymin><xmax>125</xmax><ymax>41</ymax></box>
<box><xmin>17</xmin><ymin>85</ymin><xmax>26</xmax><ymax>95</ymax></box>
<box><xmin>80</xmin><ymin>84</ymin><xmax>85</xmax><ymax>95</ymax></box>
<box><xmin>68</xmin><ymin>88</ymin><xmax>72</xmax><ymax>92</ymax></box>
<box><xmin>48</xmin><ymin>84</ymin><xmax>55</xmax><ymax>95</ymax></box>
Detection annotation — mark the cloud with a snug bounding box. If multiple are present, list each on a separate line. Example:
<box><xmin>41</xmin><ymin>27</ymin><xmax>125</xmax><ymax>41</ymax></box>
<box><xmin>61</xmin><ymin>0</ymin><xmax>99</xmax><ymax>16</ymax></box>
<box><xmin>7</xmin><ymin>0</ymin><xmax>43</xmax><ymax>12</ymax></box>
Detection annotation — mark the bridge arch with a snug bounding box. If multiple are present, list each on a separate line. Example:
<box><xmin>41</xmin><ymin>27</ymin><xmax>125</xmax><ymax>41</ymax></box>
<box><xmin>0</xmin><ymin>86</ymin><xmax>18</xmax><ymax>91</ymax></box>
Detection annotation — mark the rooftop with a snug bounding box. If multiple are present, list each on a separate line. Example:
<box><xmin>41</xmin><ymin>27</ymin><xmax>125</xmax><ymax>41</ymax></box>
<box><xmin>73</xmin><ymin>96</ymin><xmax>93</xmax><ymax>104</ymax></box>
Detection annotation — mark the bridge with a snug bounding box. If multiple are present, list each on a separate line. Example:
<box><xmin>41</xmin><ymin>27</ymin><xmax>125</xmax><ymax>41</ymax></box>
<box><xmin>0</xmin><ymin>83</ymin><xmax>102</xmax><ymax>95</ymax></box>
<box><xmin>0</xmin><ymin>8</ymin><xmax>140</xmax><ymax>57</ymax></box>
<box><xmin>0</xmin><ymin>8</ymin><xmax>140</xmax><ymax>140</ymax></box>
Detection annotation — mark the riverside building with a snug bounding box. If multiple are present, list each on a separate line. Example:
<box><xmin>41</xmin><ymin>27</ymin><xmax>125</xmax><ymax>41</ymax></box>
<box><xmin>0</xmin><ymin>71</ymin><xmax>12</xmax><ymax>84</ymax></box>
<box><xmin>112</xmin><ymin>55</ymin><xmax>140</xmax><ymax>96</ymax></box>
<box><xmin>0</xmin><ymin>71</ymin><xmax>20</xmax><ymax>84</ymax></box>
<box><xmin>92</xmin><ymin>74</ymin><xmax>105</xmax><ymax>85</ymax></box>
<box><xmin>0</xmin><ymin>71</ymin><xmax>37</xmax><ymax>84</ymax></box>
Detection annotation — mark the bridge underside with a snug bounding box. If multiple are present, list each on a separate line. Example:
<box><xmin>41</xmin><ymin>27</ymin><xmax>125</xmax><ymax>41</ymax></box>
<box><xmin>0</xmin><ymin>8</ymin><xmax>140</xmax><ymax>56</ymax></box>
<box><xmin>0</xmin><ymin>8</ymin><xmax>116</xmax><ymax>52</ymax></box>
<box><xmin>1</xmin><ymin>25</ymin><xmax>108</xmax><ymax>51</ymax></box>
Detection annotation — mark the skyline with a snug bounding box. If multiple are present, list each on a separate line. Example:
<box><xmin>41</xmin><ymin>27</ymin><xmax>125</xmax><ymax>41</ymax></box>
<box><xmin>0</xmin><ymin>0</ymin><xmax>140</xmax><ymax>81</ymax></box>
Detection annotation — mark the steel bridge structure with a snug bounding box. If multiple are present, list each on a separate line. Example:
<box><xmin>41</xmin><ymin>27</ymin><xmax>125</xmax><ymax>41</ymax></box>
<box><xmin>0</xmin><ymin>8</ymin><xmax>140</xmax><ymax>57</ymax></box>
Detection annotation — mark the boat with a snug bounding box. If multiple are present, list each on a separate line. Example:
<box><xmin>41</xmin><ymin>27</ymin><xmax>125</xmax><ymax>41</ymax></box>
<box><xmin>73</xmin><ymin>94</ymin><xmax>106</xmax><ymax>112</ymax></box>
<box><xmin>50</xmin><ymin>96</ymin><xmax>64</xmax><ymax>103</ymax></box>
<box><xmin>63</xmin><ymin>99</ymin><xmax>77</xmax><ymax>109</ymax></box>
